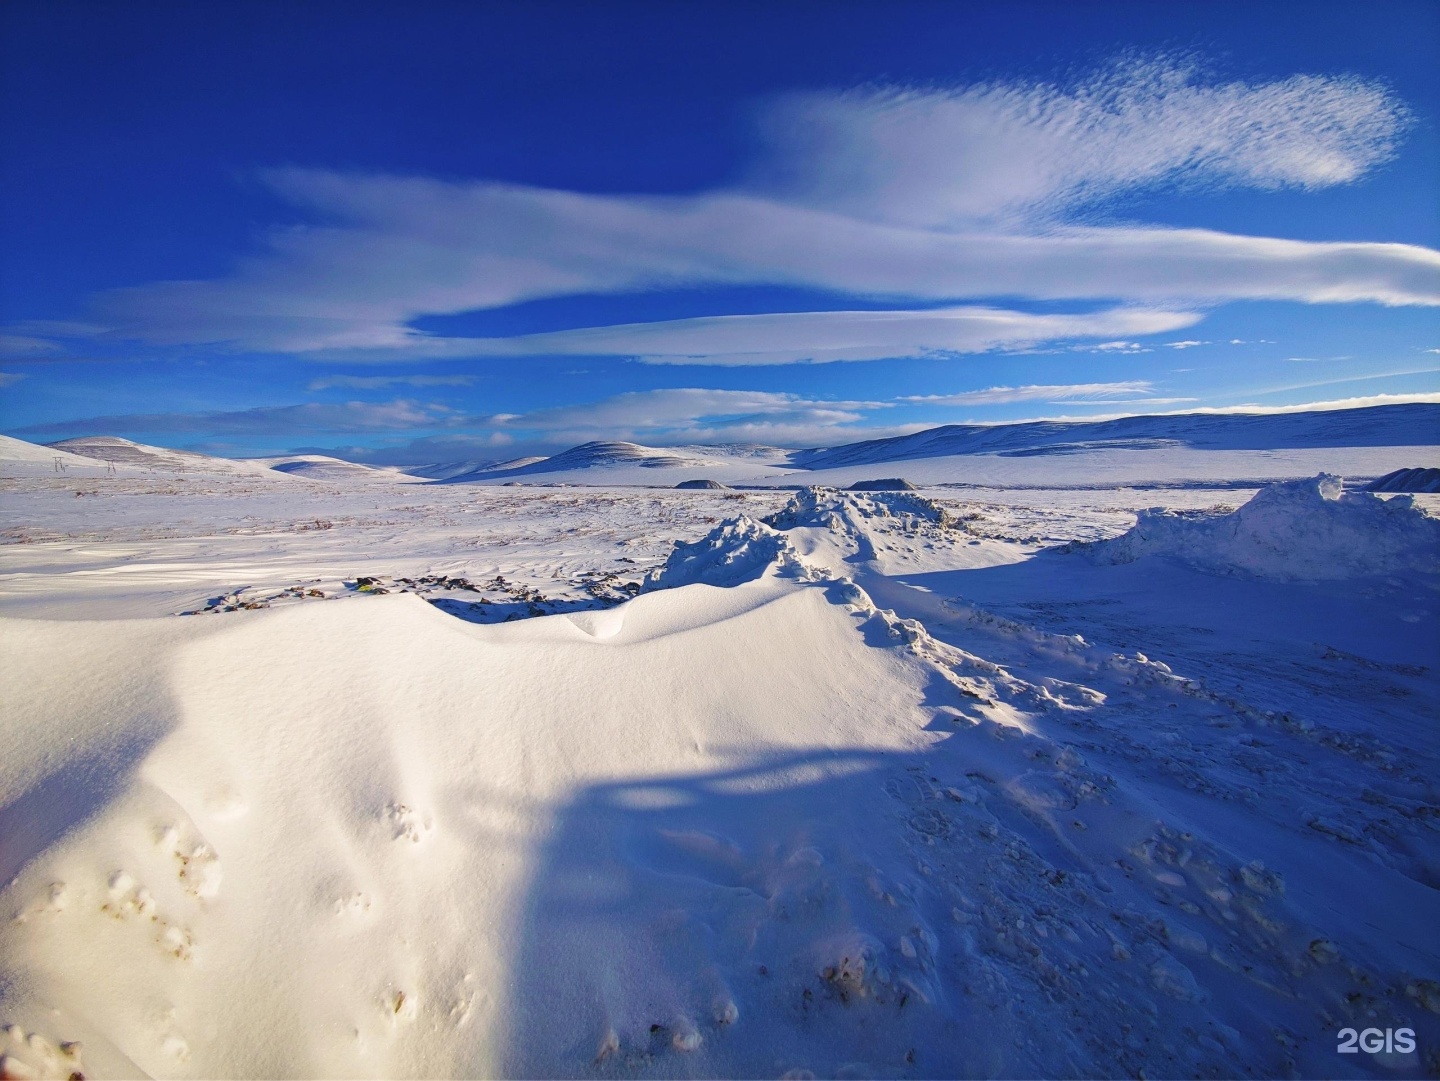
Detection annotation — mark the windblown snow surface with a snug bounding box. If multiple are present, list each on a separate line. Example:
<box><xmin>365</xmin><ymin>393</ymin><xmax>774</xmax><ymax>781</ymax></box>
<box><xmin>1</xmin><ymin>448</ymin><xmax>1438</xmax><ymax>1078</ymax></box>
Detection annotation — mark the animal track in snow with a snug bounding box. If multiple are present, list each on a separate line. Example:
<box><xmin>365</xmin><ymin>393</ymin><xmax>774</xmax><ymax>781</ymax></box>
<box><xmin>383</xmin><ymin>803</ymin><xmax>434</xmax><ymax>844</ymax></box>
<box><xmin>333</xmin><ymin>892</ymin><xmax>373</xmax><ymax>918</ymax></box>
<box><xmin>12</xmin><ymin>881</ymin><xmax>69</xmax><ymax>924</ymax></box>
<box><xmin>385</xmin><ymin>988</ymin><xmax>419</xmax><ymax>1025</ymax></box>
<box><xmin>0</xmin><ymin>1024</ymin><xmax>85</xmax><ymax>1081</ymax></box>
<box><xmin>156</xmin><ymin>824</ymin><xmax>222</xmax><ymax>899</ymax></box>
<box><xmin>99</xmin><ymin>869</ymin><xmax>196</xmax><ymax>961</ymax></box>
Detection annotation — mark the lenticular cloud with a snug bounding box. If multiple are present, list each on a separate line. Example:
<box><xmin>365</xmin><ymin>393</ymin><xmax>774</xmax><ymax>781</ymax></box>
<box><xmin>80</xmin><ymin>57</ymin><xmax>1436</xmax><ymax>361</ymax></box>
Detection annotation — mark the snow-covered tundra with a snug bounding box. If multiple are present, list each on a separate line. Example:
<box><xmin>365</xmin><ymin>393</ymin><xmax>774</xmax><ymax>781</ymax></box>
<box><xmin>0</xmin><ymin>429</ymin><xmax>1437</xmax><ymax>1079</ymax></box>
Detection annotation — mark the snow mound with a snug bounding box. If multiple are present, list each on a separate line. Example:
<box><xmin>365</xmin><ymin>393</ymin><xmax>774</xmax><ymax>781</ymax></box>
<box><xmin>643</xmin><ymin>516</ymin><xmax>815</xmax><ymax>590</ymax></box>
<box><xmin>1079</xmin><ymin>474</ymin><xmax>1440</xmax><ymax>581</ymax></box>
<box><xmin>1367</xmin><ymin>466</ymin><xmax>1440</xmax><ymax>493</ymax></box>
<box><xmin>766</xmin><ymin>486</ymin><xmax>958</xmax><ymax>531</ymax></box>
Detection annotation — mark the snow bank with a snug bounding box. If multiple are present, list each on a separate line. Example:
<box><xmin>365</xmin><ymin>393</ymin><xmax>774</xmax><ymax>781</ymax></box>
<box><xmin>642</xmin><ymin>515</ymin><xmax>814</xmax><ymax>590</ymax></box>
<box><xmin>1079</xmin><ymin>473</ymin><xmax>1440</xmax><ymax>580</ymax></box>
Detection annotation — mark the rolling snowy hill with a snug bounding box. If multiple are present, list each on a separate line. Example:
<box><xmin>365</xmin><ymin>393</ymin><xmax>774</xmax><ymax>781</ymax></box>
<box><xmin>46</xmin><ymin>436</ymin><xmax>272</xmax><ymax>475</ymax></box>
<box><xmin>791</xmin><ymin>403</ymin><xmax>1440</xmax><ymax>470</ymax></box>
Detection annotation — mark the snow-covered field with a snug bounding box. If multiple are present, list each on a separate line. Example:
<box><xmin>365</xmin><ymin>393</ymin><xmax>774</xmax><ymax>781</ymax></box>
<box><xmin>1</xmin><ymin>431</ymin><xmax>1438</xmax><ymax>1079</ymax></box>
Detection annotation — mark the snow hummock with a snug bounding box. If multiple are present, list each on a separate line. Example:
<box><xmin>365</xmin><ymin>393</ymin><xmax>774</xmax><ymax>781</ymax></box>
<box><xmin>766</xmin><ymin>486</ymin><xmax>957</xmax><ymax>531</ymax></box>
<box><xmin>643</xmin><ymin>516</ymin><xmax>814</xmax><ymax>590</ymax></box>
<box><xmin>1078</xmin><ymin>474</ymin><xmax>1440</xmax><ymax>580</ymax></box>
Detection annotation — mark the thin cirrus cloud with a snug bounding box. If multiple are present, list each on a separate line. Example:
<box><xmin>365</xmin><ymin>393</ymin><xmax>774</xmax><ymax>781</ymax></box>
<box><xmin>750</xmin><ymin>58</ymin><xmax>1412</xmax><ymax>227</ymax></box>
<box><xmin>0</xmin><ymin>333</ymin><xmax>66</xmax><ymax>358</ymax></box>
<box><xmin>11</xmin><ymin>388</ymin><xmax>891</xmax><ymax>443</ymax></box>
<box><xmin>480</xmin><ymin>388</ymin><xmax>887</xmax><ymax>433</ymax></box>
<box><xmin>66</xmin><ymin>57</ymin><xmax>1437</xmax><ymax>364</ymax></box>
<box><xmin>343</xmin><ymin>306</ymin><xmax>1204</xmax><ymax>367</ymax></box>
<box><xmin>307</xmin><ymin>374</ymin><xmax>476</xmax><ymax>390</ymax></box>
<box><xmin>13</xmin><ymin>399</ymin><xmax>450</xmax><ymax>437</ymax></box>
<box><xmin>898</xmin><ymin>381</ymin><xmax>1161</xmax><ymax>405</ymax></box>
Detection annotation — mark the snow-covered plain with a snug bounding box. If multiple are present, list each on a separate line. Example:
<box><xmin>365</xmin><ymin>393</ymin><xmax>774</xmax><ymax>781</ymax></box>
<box><xmin>1</xmin><ymin>425</ymin><xmax>1438</xmax><ymax>1079</ymax></box>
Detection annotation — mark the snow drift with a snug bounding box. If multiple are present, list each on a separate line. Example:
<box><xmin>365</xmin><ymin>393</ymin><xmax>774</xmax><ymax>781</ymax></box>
<box><xmin>1077</xmin><ymin>473</ymin><xmax>1440</xmax><ymax>580</ymax></box>
<box><xmin>0</xmin><ymin>585</ymin><xmax>947</xmax><ymax>1078</ymax></box>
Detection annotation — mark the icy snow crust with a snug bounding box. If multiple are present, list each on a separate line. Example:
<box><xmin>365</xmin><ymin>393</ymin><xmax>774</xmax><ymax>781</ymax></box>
<box><xmin>1078</xmin><ymin>474</ymin><xmax>1440</xmax><ymax>581</ymax></box>
<box><xmin>2</xmin><ymin>461</ymin><xmax>1439</xmax><ymax>1078</ymax></box>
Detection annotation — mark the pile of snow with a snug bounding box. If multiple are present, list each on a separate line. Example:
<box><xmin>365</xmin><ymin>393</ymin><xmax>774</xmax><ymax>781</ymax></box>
<box><xmin>1368</xmin><ymin>466</ymin><xmax>1440</xmax><ymax>493</ymax></box>
<box><xmin>643</xmin><ymin>516</ymin><xmax>814</xmax><ymax>590</ymax></box>
<box><xmin>766</xmin><ymin>486</ymin><xmax>958</xmax><ymax>532</ymax></box>
<box><xmin>1078</xmin><ymin>474</ymin><xmax>1440</xmax><ymax>580</ymax></box>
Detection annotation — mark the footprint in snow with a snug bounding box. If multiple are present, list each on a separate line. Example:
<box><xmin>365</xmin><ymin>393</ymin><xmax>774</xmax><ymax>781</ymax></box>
<box><xmin>384</xmin><ymin>802</ymin><xmax>434</xmax><ymax>844</ymax></box>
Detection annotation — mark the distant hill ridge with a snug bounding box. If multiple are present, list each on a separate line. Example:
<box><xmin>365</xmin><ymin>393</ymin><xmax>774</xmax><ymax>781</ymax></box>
<box><xmin>12</xmin><ymin>402</ymin><xmax>1437</xmax><ymax>480</ymax></box>
<box><xmin>432</xmin><ymin>403</ymin><xmax>1440</xmax><ymax>478</ymax></box>
<box><xmin>790</xmin><ymin>403</ymin><xmax>1440</xmax><ymax>471</ymax></box>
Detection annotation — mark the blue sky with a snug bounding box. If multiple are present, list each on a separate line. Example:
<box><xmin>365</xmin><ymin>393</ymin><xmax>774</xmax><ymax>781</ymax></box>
<box><xmin>1</xmin><ymin>1</ymin><xmax>1437</xmax><ymax>463</ymax></box>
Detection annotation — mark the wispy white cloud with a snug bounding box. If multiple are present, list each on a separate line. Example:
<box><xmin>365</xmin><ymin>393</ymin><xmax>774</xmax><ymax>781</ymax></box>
<box><xmin>1086</xmin><ymin>341</ymin><xmax>1150</xmax><ymax>354</ymax></box>
<box><xmin>61</xmin><ymin>57</ymin><xmax>1436</xmax><ymax>363</ymax></box>
<box><xmin>899</xmin><ymin>381</ymin><xmax>1158</xmax><ymax>405</ymax></box>
<box><xmin>1242</xmin><ymin>366</ymin><xmax>1440</xmax><ymax>397</ymax></box>
<box><xmin>0</xmin><ymin>372</ymin><xmax>26</xmax><ymax>388</ymax></box>
<box><xmin>1165</xmin><ymin>340</ymin><xmax>1208</xmax><ymax>349</ymax></box>
<box><xmin>307</xmin><ymin>373</ymin><xmax>476</xmax><ymax>390</ymax></box>
<box><xmin>93</xmin><ymin>180</ymin><xmax>1439</xmax><ymax>358</ymax></box>
<box><xmin>0</xmin><ymin>334</ymin><xmax>64</xmax><ymax>357</ymax></box>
